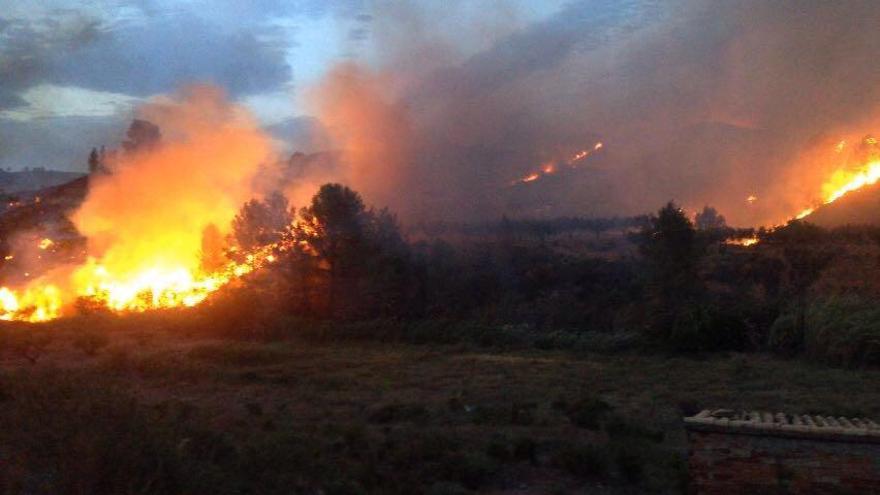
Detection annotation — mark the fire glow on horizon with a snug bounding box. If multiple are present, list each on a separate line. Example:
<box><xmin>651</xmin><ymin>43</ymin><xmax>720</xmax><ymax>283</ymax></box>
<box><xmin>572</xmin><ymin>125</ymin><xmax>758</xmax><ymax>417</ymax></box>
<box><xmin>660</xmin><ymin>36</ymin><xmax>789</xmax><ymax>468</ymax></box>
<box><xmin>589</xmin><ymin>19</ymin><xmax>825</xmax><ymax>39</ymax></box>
<box><xmin>728</xmin><ymin>136</ymin><xmax>880</xmax><ymax>247</ymax></box>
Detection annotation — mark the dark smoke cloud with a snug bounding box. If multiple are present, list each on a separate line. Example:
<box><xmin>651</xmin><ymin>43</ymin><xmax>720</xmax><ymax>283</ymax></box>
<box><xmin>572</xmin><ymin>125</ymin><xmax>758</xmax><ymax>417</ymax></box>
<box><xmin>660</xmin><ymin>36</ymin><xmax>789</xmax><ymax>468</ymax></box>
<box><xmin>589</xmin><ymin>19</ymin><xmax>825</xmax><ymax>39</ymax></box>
<box><xmin>0</xmin><ymin>14</ymin><xmax>102</xmax><ymax>111</ymax></box>
<box><xmin>0</xmin><ymin>4</ymin><xmax>294</xmax><ymax>170</ymax></box>
<box><xmin>308</xmin><ymin>0</ymin><xmax>880</xmax><ymax>226</ymax></box>
<box><xmin>48</xmin><ymin>13</ymin><xmax>291</xmax><ymax>97</ymax></box>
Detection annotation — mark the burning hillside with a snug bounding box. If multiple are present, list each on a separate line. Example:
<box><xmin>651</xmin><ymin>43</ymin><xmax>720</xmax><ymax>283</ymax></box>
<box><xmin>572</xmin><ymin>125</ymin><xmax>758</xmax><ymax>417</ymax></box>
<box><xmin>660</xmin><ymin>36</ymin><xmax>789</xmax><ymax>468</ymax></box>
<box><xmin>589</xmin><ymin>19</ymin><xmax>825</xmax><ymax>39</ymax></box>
<box><xmin>790</xmin><ymin>137</ymin><xmax>880</xmax><ymax>224</ymax></box>
<box><xmin>0</xmin><ymin>86</ymin><xmax>287</xmax><ymax>321</ymax></box>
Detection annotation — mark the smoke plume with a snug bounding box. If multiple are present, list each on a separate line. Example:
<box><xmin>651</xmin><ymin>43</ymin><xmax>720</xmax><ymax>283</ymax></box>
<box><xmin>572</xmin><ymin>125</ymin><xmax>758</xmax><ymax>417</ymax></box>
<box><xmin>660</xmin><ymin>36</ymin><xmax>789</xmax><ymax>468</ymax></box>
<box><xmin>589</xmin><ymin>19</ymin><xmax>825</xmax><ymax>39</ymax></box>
<box><xmin>303</xmin><ymin>0</ymin><xmax>880</xmax><ymax>226</ymax></box>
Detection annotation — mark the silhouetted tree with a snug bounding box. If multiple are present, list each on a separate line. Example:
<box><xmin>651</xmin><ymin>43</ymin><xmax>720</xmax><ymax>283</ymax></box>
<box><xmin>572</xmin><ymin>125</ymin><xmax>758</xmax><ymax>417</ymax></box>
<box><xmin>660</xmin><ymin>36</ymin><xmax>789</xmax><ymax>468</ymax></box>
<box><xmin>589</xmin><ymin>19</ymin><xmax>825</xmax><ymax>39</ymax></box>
<box><xmin>88</xmin><ymin>148</ymin><xmax>100</xmax><ymax>174</ymax></box>
<box><xmin>295</xmin><ymin>184</ymin><xmax>413</xmax><ymax>318</ymax></box>
<box><xmin>638</xmin><ymin>202</ymin><xmax>706</xmax><ymax>345</ymax></box>
<box><xmin>231</xmin><ymin>191</ymin><xmax>293</xmax><ymax>252</ymax></box>
<box><xmin>639</xmin><ymin>202</ymin><xmax>700</xmax><ymax>288</ymax></box>
<box><xmin>695</xmin><ymin>205</ymin><xmax>726</xmax><ymax>230</ymax></box>
<box><xmin>122</xmin><ymin>119</ymin><xmax>161</xmax><ymax>154</ymax></box>
<box><xmin>776</xmin><ymin>221</ymin><xmax>835</xmax><ymax>343</ymax></box>
<box><xmin>299</xmin><ymin>184</ymin><xmax>370</xmax><ymax>316</ymax></box>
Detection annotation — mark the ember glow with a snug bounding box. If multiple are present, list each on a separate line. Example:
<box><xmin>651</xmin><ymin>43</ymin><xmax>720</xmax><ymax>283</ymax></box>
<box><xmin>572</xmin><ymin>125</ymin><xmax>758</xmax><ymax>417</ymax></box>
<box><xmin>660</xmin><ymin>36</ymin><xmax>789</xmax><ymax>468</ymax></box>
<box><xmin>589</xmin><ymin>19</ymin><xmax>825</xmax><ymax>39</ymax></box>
<box><xmin>725</xmin><ymin>236</ymin><xmax>759</xmax><ymax>247</ymax></box>
<box><xmin>0</xmin><ymin>86</ymin><xmax>283</xmax><ymax>322</ymax></box>
<box><xmin>512</xmin><ymin>141</ymin><xmax>604</xmax><ymax>185</ymax></box>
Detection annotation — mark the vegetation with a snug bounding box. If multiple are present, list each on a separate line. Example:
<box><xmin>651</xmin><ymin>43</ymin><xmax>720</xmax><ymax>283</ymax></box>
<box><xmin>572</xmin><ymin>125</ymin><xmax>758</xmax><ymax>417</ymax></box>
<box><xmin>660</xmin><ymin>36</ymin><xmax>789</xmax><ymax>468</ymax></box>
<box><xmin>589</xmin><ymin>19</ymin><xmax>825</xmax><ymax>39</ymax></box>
<box><xmin>216</xmin><ymin>188</ymin><xmax>880</xmax><ymax>367</ymax></box>
<box><xmin>0</xmin><ymin>319</ymin><xmax>877</xmax><ymax>494</ymax></box>
<box><xmin>3</xmin><ymin>183</ymin><xmax>880</xmax><ymax>493</ymax></box>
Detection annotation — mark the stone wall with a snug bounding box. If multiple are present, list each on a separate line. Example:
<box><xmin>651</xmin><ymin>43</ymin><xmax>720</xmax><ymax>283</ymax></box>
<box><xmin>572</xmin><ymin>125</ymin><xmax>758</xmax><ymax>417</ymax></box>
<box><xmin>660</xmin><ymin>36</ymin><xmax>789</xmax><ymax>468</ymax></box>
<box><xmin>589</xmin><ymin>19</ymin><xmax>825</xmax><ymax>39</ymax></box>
<box><xmin>685</xmin><ymin>410</ymin><xmax>880</xmax><ymax>494</ymax></box>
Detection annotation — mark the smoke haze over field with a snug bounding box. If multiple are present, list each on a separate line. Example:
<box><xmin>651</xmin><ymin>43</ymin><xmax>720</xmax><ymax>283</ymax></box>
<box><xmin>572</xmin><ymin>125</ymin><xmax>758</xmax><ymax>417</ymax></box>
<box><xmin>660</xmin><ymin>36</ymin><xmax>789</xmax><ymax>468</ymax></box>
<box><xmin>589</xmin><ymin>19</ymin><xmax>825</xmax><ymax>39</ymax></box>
<box><xmin>6</xmin><ymin>1</ymin><xmax>880</xmax><ymax>225</ymax></box>
<box><xmin>301</xmin><ymin>0</ymin><xmax>880</xmax><ymax>225</ymax></box>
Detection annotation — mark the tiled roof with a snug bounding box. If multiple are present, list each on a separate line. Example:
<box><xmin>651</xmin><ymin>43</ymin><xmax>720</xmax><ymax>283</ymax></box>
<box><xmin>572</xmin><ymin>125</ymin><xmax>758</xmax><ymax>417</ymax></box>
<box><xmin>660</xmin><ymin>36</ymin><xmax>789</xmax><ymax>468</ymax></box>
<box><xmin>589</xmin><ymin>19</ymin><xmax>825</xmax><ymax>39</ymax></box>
<box><xmin>685</xmin><ymin>409</ymin><xmax>880</xmax><ymax>441</ymax></box>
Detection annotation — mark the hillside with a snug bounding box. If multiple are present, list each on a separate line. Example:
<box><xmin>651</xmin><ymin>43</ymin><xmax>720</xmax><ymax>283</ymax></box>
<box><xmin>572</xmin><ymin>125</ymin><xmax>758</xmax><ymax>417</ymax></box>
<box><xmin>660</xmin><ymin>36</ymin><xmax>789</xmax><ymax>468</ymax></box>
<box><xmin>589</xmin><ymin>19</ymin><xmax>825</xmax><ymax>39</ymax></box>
<box><xmin>803</xmin><ymin>181</ymin><xmax>880</xmax><ymax>227</ymax></box>
<box><xmin>0</xmin><ymin>169</ymin><xmax>84</xmax><ymax>193</ymax></box>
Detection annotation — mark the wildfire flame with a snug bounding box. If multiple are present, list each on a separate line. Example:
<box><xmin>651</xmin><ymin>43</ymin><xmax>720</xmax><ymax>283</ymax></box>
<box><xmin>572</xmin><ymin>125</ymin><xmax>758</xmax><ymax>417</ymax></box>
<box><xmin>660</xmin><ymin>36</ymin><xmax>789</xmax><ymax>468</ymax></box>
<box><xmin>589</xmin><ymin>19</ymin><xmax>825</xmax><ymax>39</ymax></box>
<box><xmin>0</xmin><ymin>86</ymin><xmax>283</xmax><ymax>322</ymax></box>
<box><xmin>725</xmin><ymin>236</ymin><xmax>759</xmax><ymax>247</ymax></box>
<box><xmin>735</xmin><ymin>136</ymin><xmax>880</xmax><ymax>247</ymax></box>
<box><xmin>512</xmin><ymin>141</ymin><xmax>604</xmax><ymax>185</ymax></box>
<box><xmin>789</xmin><ymin>136</ymin><xmax>880</xmax><ymax>222</ymax></box>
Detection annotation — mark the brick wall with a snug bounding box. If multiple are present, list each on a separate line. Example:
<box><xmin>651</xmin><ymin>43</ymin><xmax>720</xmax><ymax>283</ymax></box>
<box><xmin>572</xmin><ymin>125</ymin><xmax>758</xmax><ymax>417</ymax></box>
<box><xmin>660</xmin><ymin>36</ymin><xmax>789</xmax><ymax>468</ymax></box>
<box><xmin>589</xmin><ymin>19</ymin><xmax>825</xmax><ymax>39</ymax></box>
<box><xmin>687</xmin><ymin>429</ymin><xmax>880</xmax><ymax>494</ymax></box>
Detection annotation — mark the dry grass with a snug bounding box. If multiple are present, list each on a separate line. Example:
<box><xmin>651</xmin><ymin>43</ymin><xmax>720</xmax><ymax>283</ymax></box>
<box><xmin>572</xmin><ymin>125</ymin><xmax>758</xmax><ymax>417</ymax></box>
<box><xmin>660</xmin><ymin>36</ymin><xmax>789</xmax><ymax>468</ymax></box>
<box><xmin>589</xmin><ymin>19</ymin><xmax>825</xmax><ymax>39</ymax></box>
<box><xmin>1</xmin><ymin>319</ymin><xmax>878</xmax><ymax>494</ymax></box>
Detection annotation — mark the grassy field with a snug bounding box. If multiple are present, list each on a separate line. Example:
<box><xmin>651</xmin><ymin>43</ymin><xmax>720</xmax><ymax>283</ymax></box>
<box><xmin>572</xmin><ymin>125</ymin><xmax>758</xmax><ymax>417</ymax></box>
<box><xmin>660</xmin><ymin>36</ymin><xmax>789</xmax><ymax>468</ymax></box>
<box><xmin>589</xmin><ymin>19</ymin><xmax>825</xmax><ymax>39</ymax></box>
<box><xmin>1</xmin><ymin>317</ymin><xmax>879</xmax><ymax>494</ymax></box>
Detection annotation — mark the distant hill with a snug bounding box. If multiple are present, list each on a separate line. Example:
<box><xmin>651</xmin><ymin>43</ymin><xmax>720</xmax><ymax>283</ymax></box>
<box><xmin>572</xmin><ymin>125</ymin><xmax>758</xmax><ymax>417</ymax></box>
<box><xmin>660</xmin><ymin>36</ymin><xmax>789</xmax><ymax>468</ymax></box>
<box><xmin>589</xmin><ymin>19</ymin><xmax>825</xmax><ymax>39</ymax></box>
<box><xmin>803</xmin><ymin>181</ymin><xmax>880</xmax><ymax>227</ymax></box>
<box><xmin>0</xmin><ymin>176</ymin><xmax>89</xmax><ymax>241</ymax></box>
<box><xmin>0</xmin><ymin>169</ymin><xmax>85</xmax><ymax>193</ymax></box>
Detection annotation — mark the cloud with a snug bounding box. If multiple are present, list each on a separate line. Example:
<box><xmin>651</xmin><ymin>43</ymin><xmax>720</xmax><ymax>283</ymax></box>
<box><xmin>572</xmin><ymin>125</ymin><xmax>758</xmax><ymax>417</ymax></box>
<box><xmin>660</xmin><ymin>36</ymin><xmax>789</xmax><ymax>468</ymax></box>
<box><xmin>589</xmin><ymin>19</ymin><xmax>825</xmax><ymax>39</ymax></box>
<box><xmin>0</xmin><ymin>13</ymin><xmax>102</xmax><ymax>111</ymax></box>
<box><xmin>0</xmin><ymin>84</ymin><xmax>141</xmax><ymax>122</ymax></box>
<box><xmin>0</xmin><ymin>2</ymin><xmax>297</xmax><ymax>169</ymax></box>
<box><xmin>46</xmin><ymin>12</ymin><xmax>291</xmax><ymax>97</ymax></box>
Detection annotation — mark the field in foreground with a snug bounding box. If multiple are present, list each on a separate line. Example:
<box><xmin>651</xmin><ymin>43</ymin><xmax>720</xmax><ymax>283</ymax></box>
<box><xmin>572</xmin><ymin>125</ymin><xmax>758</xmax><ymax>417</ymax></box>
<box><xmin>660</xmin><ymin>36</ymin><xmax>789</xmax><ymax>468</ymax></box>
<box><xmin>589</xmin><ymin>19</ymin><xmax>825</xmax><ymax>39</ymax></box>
<box><xmin>1</xmin><ymin>320</ymin><xmax>878</xmax><ymax>494</ymax></box>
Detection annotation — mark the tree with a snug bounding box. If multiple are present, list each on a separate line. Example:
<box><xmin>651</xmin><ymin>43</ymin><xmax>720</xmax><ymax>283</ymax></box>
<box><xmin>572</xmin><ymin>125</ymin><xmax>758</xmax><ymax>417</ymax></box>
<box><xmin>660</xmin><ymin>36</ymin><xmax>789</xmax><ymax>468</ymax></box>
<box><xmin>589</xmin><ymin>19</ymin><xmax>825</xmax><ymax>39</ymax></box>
<box><xmin>230</xmin><ymin>191</ymin><xmax>293</xmax><ymax>252</ymax></box>
<box><xmin>777</xmin><ymin>221</ymin><xmax>835</xmax><ymax>345</ymax></box>
<box><xmin>122</xmin><ymin>119</ymin><xmax>161</xmax><ymax>154</ymax></box>
<box><xmin>296</xmin><ymin>184</ymin><xmax>413</xmax><ymax>319</ymax></box>
<box><xmin>638</xmin><ymin>202</ymin><xmax>705</xmax><ymax>345</ymax></box>
<box><xmin>298</xmin><ymin>184</ymin><xmax>370</xmax><ymax>316</ymax></box>
<box><xmin>695</xmin><ymin>205</ymin><xmax>726</xmax><ymax>230</ymax></box>
<box><xmin>639</xmin><ymin>202</ymin><xmax>700</xmax><ymax>287</ymax></box>
<box><xmin>88</xmin><ymin>147</ymin><xmax>100</xmax><ymax>174</ymax></box>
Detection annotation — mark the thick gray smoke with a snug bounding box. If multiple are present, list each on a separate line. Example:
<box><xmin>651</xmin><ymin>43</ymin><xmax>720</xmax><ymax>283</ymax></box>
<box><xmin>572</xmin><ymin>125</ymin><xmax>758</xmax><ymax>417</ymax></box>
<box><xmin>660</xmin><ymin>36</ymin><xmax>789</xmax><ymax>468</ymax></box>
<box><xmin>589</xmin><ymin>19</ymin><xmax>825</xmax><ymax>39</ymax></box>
<box><xmin>304</xmin><ymin>0</ymin><xmax>880</xmax><ymax>226</ymax></box>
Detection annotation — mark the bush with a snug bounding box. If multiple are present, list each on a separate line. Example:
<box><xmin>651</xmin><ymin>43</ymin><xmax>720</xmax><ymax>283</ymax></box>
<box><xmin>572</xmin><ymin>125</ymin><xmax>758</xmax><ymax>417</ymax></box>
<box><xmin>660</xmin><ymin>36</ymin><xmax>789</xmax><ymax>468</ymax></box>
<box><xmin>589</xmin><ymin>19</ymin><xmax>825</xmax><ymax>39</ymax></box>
<box><xmin>442</xmin><ymin>452</ymin><xmax>498</xmax><ymax>489</ymax></box>
<box><xmin>768</xmin><ymin>312</ymin><xmax>803</xmax><ymax>356</ymax></box>
<box><xmin>556</xmin><ymin>442</ymin><xmax>608</xmax><ymax>478</ymax></box>
<box><xmin>804</xmin><ymin>296</ymin><xmax>880</xmax><ymax>367</ymax></box>
<box><xmin>427</xmin><ymin>481</ymin><xmax>470</xmax><ymax>495</ymax></box>
<box><xmin>657</xmin><ymin>304</ymin><xmax>751</xmax><ymax>353</ymax></box>
<box><xmin>564</xmin><ymin>396</ymin><xmax>613</xmax><ymax>430</ymax></box>
<box><xmin>614</xmin><ymin>447</ymin><xmax>644</xmax><ymax>483</ymax></box>
<box><xmin>72</xmin><ymin>331</ymin><xmax>110</xmax><ymax>356</ymax></box>
<box><xmin>769</xmin><ymin>296</ymin><xmax>880</xmax><ymax>367</ymax></box>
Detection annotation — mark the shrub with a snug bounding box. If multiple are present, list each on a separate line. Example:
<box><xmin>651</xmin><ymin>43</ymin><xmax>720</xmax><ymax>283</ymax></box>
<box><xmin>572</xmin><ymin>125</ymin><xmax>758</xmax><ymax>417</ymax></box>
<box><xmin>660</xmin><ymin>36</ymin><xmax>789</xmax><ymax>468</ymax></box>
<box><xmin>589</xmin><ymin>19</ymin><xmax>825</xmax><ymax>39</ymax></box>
<box><xmin>556</xmin><ymin>442</ymin><xmax>608</xmax><ymax>478</ymax></box>
<box><xmin>427</xmin><ymin>481</ymin><xmax>469</xmax><ymax>495</ymax></box>
<box><xmin>803</xmin><ymin>296</ymin><xmax>880</xmax><ymax>367</ymax></box>
<box><xmin>442</xmin><ymin>452</ymin><xmax>498</xmax><ymax>489</ymax></box>
<box><xmin>367</xmin><ymin>402</ymin><xmax>430</xmax><ymax>424</ymax></box>
<box><xmin>0</xmin><ymin>325</ymin><xmax>53</xmax><ymax>364</ymax></box>
<box><xmin>565</xmin><ymin>396</ymin><xmax>612</xmax><ymax>429</ymax></box>
<box><xmin>614</xmin><ymin>447</ymin><xmax>644</xmax><ymax>483</ymax></box>
<box><xmin>513</xmin><ymin>436</ymin><xmax>538</xmax><ymax>464</ymax></box>
<box><xmin>72</xmin><ymin>331</ymin><xmax>110</xmax><ymax>357</ymax></box>
<box><xmin>664</xmin><ymin>304</ymin><xmax>750</xmax><ymax>352</ymax></box>
<box><xmin>768</xmin><ymin>311</ymin><xmax>803</xmax><ymax>356</ymax></box>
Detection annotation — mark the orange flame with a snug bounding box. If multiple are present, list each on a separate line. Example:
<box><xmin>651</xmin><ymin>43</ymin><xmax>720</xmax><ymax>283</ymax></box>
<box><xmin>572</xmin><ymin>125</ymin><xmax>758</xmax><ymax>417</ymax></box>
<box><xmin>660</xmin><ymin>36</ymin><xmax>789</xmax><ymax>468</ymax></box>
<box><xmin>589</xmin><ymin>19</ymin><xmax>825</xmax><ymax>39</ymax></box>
<box><xmin>789</xmin><ymin>136</ymin><xmax>880</xmax><ymax>222</ymax></box>
<box><xmin>0</xmin><ymin>86</ymin><xmax>278</xmax><ymax>322</ymax></box>
<box><xmin>512</xmin><ymin>141</ymin><xmax>604</xmax><ymax>185</ymax></box>
<box><xmin>725</xmin><ymin>236</ymin><xmax>759</xmax><ymax>247</ymax></box>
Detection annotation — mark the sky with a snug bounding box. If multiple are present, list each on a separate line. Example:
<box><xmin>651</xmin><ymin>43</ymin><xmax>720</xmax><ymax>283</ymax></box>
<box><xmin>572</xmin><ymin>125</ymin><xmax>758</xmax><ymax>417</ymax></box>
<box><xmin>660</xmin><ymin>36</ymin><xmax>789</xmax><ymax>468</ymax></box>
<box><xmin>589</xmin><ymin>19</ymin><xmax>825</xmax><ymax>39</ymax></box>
<box><xmin>6</xmin><ymin>1</ymin><xmax>880</xmax><ymax>226</ymax></box>
<box><xmin>0</xmin><ymin>0</ymin><xmax>565</xmax><ymax>171</ymax></box>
